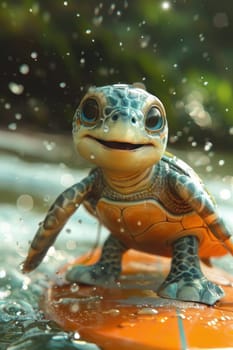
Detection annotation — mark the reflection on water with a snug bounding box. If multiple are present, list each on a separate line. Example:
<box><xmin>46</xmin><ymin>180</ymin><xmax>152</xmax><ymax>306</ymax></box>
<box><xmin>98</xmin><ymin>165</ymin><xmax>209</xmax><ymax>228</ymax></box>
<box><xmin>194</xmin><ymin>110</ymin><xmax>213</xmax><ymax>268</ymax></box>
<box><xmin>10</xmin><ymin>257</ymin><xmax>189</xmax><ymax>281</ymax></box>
<box><xmin>0</xmin><ymin>131</ymin><xmax>232</xmax><ymax>349</ymax></box>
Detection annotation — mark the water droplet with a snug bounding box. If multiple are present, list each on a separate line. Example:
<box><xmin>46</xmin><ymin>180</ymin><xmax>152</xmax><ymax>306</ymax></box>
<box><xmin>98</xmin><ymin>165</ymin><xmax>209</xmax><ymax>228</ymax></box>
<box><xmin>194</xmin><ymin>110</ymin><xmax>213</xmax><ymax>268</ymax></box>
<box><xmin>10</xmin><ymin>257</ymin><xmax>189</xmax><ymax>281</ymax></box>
<box><xmin>161</xmin><ymin>1</ymin><xmax>171</xmax><ymax>10</ymax></box>
<box><xmin>218</xmin><ymin>159</ymin><xmax>225</xmax><ymax>166</ymax></box>
<box><xmin>4</xmin><ymin>102</ymin><xmax>11</xmax><ymax>109</ymax></box>
<box><xmin>103</xmin><ymin>125</ymin><xmax>109</xmax><ymax>133</ymax></box>
<box><xmin>80</xmin><ymin>58</ymin><xmax>85</xmax><ymax>66</ymax></box>
<box><xmin>199</xmin><ymin>33</ymin><xmax>205</xmax><ymax>42</ymax></box>
<box><xmin>59</xmin><ymin>82</ymin><xmax>66</xmax><ymax>88</ymax></box>
<box><xmin>19</xmin><ymin>64</ymin><xmax>30</xmax><ymax>74</ymax></box>
<box><xmin>213</xmin><ymin>12</ymin><xmax>229</xmax><ymax>28</ymax></box>
<box><xmin>139</xmin><ymin>35</ymin><xmax>150</xmax><ymax>48</ymax></box>
<box><xmin>204</xmin><ymin>141</ymin><xmax>213</xmax><ymax>151</ymax></box>
<box><xmin>31</xmin><ymin>51</ymin><xmax>38</xmax><ymax>60</ymax></box>
<box><xmin>0</xmin><ymin>269</ymin><xmax>6</xmax><ymax>278</ymax></box>
<box><xmin>8</xmin><ymin>122</ymin><xmax>17</xmax><ymax>130</ymax></box>
<box><xmin>43</xmin><ymin>195</ymin><xmax>50</xmax><ymax>203</ymax></box>
<box><xmin>70</xmin><ymin>283</ymin><xmax>79</xmax><ymax>293</ymax></box>
<box><xmin>8</xmin><ymin>82</ymin><xmax>24</xmax><ymax>95</ymax></box>
<box><xmin>203</xmin><ymin>52</ymin><xmax>209</xmax><ymax>61</ymax></box>
<box><xmin>85</xmin><ymin>29</ymin><xmax>91</xmax><ymax>35</ymax></box>
<box><xmin>206</xmin><ymin>165</ymin><xmax>213</xmax><ymax>172</ymax></box>
<box><xmin>66</xmin><ymin>240</ymin><xmax>76</xmax><ymax>250</ymax></box>
<box><xmin>169</xmin><ymin>87</ymin><xmax>176</xmax><ymax>95</ymax></box>
<box><xmin>64</xmin><ymin>1</ymin><xmax>68</xmax><ymax>6</ymax></box>
<box><xmin>220</xmin><ymin>189</ymin><xmax>231</xmax><ymax>200</ymax></box>
<box><xmin>60</xmin><ymin>173</ymin><xmax>74</xmax><ymax>187</ymax></box>
<box><xmin>0</xmin><ymin>290</ymin><xmax>11</xmax><ymax>299</ymax></box>
<box><xmin>15</xmin><ymin>113</ymin><xmax>22</xmax><ymax>120</ymax></box>
<box><xmin>120</xmin><ymin>228</ymin><xmax>125</xmax><ymax>233</ymax></box>
<box><xmin>103</xmin><ymin>308</ymin><xmax>120</xmax><ymax>315</ymax></box>
<box><xmin>70</xmin><ymin>303</ymin><xmax>80</xmax><ymax>313</ymax></box>
<box><xmin>73</xmin><ymin>332</ymin><xmax>81</xmax><ymax>340</ymax></box>
<box><xmin>119</xmin><ymin>321</ymin><xmax>136</xmax><ymax>328</ymax></box>
<box><xmin>93</xmin><ymin>15</ymin><xmax>103</xmax><ymax>26</ymax></box>
<box><xmin>138</xmin><ymin>308</ymin><xmax>158</xmax><ymax>315</ymax></box>
<box><xmin>29</xmin><ymin>3</ymin><xmax>40</xmax><ymax>14</ymax></box>
<box><xmin>90</xmin><ymin>154</ymin><xmax>95</xmax><ymax>160</ymax></box>
<box><xmin>169</xmin><ymin>135</ymin><xmax>178</xmax><ymax>144</ymax></box>
<box><xmin>17</xmin><ymin>194</ymin><xmax>34</xmax><ymax>212</ymax></box>
<box><xmin>109</xmin><ymin>3</ymin><xmax>116</xmax><ymax>14</ymax></box>
<box><xmin>43</xmin><ymin>140</ymin><xmax>56</xmax><ymax>151</ymax></box>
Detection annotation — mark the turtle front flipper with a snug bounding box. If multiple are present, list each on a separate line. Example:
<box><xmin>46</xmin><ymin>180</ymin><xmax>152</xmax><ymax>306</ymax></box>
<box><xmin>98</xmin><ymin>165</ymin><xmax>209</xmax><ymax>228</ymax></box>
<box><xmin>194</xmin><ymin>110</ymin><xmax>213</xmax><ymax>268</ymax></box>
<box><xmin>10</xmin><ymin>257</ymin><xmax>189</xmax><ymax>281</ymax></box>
<box><xmin>66</xmin><ymin>235</ymin><xmax>127</xmax><ymax>285</ymax></box>
<box><xmin>158</xmin><ymin>236</ymin><xmax>224</xmax><ymax>305</ymax></box>
<box><xmin>174</xmin><ymin>172</ymin><xmax>233</xmax><ymax>255</ymax></box>
<box><xmin>22</xmin><ymin>173</ymin><xmax>97</xmax><ymax>273</ymax></box>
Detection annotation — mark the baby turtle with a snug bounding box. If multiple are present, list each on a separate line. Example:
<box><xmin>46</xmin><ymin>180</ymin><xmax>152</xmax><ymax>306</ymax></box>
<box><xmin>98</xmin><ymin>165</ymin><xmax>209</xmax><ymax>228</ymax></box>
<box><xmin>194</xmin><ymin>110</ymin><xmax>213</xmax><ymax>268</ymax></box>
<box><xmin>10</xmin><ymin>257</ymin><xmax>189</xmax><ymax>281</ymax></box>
<box><xmin>23</xmin><ymin>84</ymin><xmax>233</xmax><ymax>305</ymax></box>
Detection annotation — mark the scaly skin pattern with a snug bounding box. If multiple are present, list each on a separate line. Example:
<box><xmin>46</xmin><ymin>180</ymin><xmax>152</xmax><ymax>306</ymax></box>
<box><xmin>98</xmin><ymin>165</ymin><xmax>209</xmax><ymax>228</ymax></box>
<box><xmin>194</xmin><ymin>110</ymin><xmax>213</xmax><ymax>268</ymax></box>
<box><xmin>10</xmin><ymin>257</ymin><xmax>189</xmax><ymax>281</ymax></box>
<box><xmin>23</xmin><ymin>84</ymin><xmax>233</xmax><ymax>305</ymax></box>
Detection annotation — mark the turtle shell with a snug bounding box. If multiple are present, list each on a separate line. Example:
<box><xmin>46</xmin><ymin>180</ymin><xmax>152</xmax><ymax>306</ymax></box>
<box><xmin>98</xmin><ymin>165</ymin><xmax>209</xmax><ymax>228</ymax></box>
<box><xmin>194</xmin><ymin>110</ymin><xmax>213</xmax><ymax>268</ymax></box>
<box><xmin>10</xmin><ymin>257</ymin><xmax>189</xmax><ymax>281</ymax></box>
<box><xmin>96</xmin><ymin>198</ymin><xmax>228</xmax><ymax>258</ymax></box>
<box><xmin>93</xmin><ymin>153</ymin><xmax>233</xmax><ymax>259</ymax></box>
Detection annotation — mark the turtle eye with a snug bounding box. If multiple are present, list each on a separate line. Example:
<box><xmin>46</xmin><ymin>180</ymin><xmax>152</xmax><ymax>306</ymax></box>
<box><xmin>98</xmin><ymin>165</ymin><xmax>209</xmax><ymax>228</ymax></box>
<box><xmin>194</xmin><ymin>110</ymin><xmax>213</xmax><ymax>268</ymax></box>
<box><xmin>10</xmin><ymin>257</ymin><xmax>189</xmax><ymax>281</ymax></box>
<box><xmin>145</xmin><ymin>106</ymin><xmax>164</xmax><ymax>131</ymax></box>
<box><xmin>81</xmin><ymin>98</ymin><xmax>100</xmax><ymax>125</ymax></box>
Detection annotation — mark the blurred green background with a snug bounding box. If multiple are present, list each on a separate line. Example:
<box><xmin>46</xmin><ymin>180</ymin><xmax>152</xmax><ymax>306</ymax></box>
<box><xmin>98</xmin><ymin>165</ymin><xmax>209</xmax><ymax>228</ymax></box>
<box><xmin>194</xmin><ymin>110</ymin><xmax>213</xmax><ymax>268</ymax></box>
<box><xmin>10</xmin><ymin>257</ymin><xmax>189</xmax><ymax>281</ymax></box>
<box><xmin>1</xmin><ymin>0</ymin><xmax>232</xmax><ymax>148</ymax></box>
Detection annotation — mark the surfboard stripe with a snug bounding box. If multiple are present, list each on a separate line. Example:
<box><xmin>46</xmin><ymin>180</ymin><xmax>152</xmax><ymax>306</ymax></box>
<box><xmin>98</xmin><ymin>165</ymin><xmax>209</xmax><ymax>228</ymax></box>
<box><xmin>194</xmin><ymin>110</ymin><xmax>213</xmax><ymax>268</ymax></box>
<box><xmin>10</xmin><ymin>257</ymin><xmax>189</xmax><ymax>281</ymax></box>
<box><xmin>176</xmin><ymin>309</ymin><xmax>188</xmax><ymax>350</ymax></box>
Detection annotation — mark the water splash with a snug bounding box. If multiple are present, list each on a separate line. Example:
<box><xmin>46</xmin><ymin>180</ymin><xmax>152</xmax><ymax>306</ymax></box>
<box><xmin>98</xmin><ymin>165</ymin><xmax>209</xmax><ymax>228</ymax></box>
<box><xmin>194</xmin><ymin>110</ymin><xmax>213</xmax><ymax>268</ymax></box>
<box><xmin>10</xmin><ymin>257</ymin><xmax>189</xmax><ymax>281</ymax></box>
<box><xmin>7</xmin><ymin>331</ymin><xmax>100</xmax><ymax>350</ymax></box>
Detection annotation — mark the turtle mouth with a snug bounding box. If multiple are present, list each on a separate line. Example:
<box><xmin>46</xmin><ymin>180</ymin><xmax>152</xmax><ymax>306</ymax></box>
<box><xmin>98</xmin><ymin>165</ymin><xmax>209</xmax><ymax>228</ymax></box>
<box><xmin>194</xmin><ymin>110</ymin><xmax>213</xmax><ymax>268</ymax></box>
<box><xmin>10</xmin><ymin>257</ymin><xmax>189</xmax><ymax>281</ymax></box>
<box><xmin>98</xmin><ymin>139</ymin><xmax>144</xmax><ymax>150</ymax></box>
<box><xmin>88</xmin><ymin>136</ymin><xmax>147</xmax><ymax>150</ymax></box>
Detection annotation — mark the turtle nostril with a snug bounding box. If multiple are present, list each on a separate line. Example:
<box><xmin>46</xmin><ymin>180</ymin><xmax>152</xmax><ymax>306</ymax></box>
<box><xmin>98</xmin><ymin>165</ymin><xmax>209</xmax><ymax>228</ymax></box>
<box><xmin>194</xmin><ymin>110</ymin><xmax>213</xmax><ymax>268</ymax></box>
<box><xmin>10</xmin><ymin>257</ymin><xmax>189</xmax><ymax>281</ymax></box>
<box><xmin>111</xmin><ymin>112</ymin><xmax>137</xmax><ymax>124</ymax></box>
<box><xmin>112</xmin><ymin>113</ymin><xmax>119</xmax><ymax>121</ymax></box>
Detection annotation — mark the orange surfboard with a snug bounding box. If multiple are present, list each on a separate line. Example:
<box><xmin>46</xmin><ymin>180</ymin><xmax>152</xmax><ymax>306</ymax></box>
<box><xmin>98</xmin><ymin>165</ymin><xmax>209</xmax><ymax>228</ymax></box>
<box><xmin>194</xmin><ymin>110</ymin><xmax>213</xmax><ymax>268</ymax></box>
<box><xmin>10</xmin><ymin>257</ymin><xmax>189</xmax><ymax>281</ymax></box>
<box><xmin>42</xmin><ymin>250</ymin><xmax>233</xmax><ymax>350</ymax></box>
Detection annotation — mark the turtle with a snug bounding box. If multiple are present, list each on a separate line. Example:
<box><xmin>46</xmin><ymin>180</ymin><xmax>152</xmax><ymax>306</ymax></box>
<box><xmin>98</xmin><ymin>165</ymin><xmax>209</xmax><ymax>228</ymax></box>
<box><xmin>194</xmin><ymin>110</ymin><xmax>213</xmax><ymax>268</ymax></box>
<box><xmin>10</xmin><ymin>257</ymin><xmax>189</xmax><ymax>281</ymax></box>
<box><xmin>22</xmin><ymin>83</ymin><xmax>233</xmax><ymax>305</ymax></box>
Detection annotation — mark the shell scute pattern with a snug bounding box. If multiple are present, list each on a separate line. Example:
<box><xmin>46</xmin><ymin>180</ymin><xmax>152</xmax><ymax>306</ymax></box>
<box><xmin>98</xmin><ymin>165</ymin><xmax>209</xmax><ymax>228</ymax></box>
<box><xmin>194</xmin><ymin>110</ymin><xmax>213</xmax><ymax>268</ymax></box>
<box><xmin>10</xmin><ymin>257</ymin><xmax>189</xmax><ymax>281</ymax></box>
<box><xmin>100</xmin><ymin>85</ymin><xmax>147</xmax><ymax>120</ymax></box>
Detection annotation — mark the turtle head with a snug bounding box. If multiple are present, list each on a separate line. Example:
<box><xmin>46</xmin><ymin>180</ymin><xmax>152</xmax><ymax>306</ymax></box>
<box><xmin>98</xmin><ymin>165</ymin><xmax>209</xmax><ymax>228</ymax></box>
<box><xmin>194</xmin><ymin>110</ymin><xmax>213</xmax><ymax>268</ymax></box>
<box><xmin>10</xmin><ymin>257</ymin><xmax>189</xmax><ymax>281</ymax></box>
<box><xmin>73</xmin><ymin>84</ymin><xmax>168</xmax><ymax>173</ymax></box>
